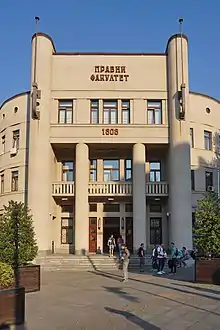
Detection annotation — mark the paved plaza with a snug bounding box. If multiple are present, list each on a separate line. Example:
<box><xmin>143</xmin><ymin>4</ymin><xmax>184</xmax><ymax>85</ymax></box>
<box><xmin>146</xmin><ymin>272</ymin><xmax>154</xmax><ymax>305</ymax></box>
<box><xmin>16</xmin><ymin>269</ymin><xmax>220</xmax><ymax>329</ymax></box>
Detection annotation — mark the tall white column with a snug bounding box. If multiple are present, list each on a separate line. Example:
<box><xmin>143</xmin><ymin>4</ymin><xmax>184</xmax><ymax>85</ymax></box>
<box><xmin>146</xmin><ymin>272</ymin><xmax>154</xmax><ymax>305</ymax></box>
<box><xmin>28</xmin><ymin>34</ymin><xmax>53</xmax><ymax>255</ymax></box>
<box><xmin>167</xmin><ymin>34</ymin><xmax>192</xmax><ymax>249</ymax></box>
<box><xmin>133</xmin><ymin>143</ymin><xmax>146</xmax><ymax>250</ymax></box>
<box><xmin>75</xmin><ymin>143</ymin><xmax>89</xmax><ymax>255</ymax></box>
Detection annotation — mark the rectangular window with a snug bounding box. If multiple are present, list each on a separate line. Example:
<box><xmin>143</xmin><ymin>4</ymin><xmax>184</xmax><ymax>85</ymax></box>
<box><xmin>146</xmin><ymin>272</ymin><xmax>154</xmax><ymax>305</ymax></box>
<box><xmin>61</xmin><ymin>217</ymin><xmax>73</xmax><ymax>244</ymax></box>
<box><xmin>150</xmin><ymin>217</ymin><xmax>162</xmax><ymax>245</ymax></box>
<box><xmin>62</xmin><ymin>161</ymin><xmax>74</xmax><ymax>181</ymax></box>
<box><xmin>149</xmin><ymin>202</ymin><xmax>162</xmax><ymax>213</ymax></box>
<box><xmin>205</xmin><ymin>171</ymin><xmax>213</xmax><ymax>190</ymax></box>
<box><xmin>190</xmin><ymin>128</ymin><xmax>194</xmax><ymax>148</ymax></box>
<box><xmin>1</xmin><ymin>136</ymin><xmax>5</xmax><ymax>153</ymax></box>
<box><xmin>147</xmin><ymin>101</ymin><xmax>162</xmax><ymax>125</ymax></box>
<box><xmin>103</xmin><ymin>159</ymin><xmax>120</xmax><ymax>181</ymax></box>
<box><xmin>0</xmin><ymin>174</ymin><xmax>4</xmax><ymax>194</ymax></box>
<box><xmin>11</xmin><ymin>170</ymin><xmax>18</xmax><ymax>192</ymax></box>
<box><xmin>125</xmin><ymin>159</ymin><xmax>132</xmax><ymax>181</ymax></box>
<box><xmin>125</xmin><ymin>203</ymin><xmax>133</xmax><ymax>212</ymax></box>
<box><xmin>89</xmin><ymin>204</ymin><xmax>97</xmax><ymax>212</ymax></box>
<box><xmin>149</xmin><ymin>162</ymin><xmax>161</xmax><ymax>182</ymax></box>
<box><xmin>90</xmin><ymin>100</ymin><xmax>99</xmax><ymax>124</ymax></box>
<box><xmin>103</xmin><ymin>100</ymin><xmax>118</xmax><ymax>124</ymax></box>
<box><xmin>204</xmin><ymin>130</ymin><xmax>212</xmax><ymax>150</ymax></box>
<box><xmin>103</xmin><ymin>204</ymin><xmax>120</xmax><ymax>212</ymax></box>
<box><xmin>12</xmin><ymin>130</ymin><xmax>19</xmax><ymax>149</ymax></box>
<box><xmin>58</xmin><ymin>100</ymin><xmax>73</xmax><ymax>124</ymax></box>
<box><xmin>89</xmin><ymin>160</ymin><xmax>97</xmax><ymax>181</ymax></box>
<box><xmin>121</xmin><ymin>100</ymin><xmax>130</xmax><ymax>124</ymax></box>
<box><xmin>191</xmin><ymin>170</ymin><xmax>195</xmax><ymax>190</ymax></box>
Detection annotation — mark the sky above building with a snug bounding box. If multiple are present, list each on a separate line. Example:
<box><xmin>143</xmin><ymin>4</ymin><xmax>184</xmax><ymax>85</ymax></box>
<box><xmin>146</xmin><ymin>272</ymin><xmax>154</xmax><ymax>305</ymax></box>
<box><xmin>0</xmin><ymin>0</ymin><xmax>219</xmax><ymax>104</ymax></box>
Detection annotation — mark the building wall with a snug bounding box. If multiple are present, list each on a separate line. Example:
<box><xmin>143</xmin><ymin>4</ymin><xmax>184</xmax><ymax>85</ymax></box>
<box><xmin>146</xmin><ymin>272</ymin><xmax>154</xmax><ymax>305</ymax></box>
<box><xmin>0</xmin><ymin>92</ymin><xmax>30</xmax><ymax>212</ymax></box>
<box><xmin>0</xmin><ymin>32</ymin><xmax>220</xmax><ymax>253</ymax></box>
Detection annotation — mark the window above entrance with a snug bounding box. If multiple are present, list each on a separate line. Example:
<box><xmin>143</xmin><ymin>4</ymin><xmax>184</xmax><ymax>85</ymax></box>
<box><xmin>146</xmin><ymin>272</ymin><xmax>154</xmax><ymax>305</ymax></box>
<box><xmin>62</xmin><ymin>161</ymin><xmax>74</xmax><ymax>181</ymax></box>
<box><xmin>149</xmin><ymin>162</ymin><xmax>161</xmax><ymax>182</ymax></box>
<box><xmin>103</xmin><ymin>159</ymin><xmax>120</xmax><ymax>181</ymax></box>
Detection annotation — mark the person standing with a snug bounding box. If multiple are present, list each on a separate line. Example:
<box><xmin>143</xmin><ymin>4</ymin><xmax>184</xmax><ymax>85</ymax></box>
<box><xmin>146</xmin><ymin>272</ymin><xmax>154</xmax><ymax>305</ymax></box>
<box><xmin>117</xmin><ymin>235</ymin><xmax>124</xmax><ymax>258</ymax></box>
<box><xmin>151</xmin><ymin>244</ymin><xmax>158</xmax><ymax>271</ymax></box>
<box><xmin>157</xmin><ymin>244</ymin><xmax>165</xmax><ymax>275</ymax></box>
<box><xmin>107</xmin><ymin>234</ymin><xmax>116</xmax><ymax>257</ymax></box>
<box><xmin>180</xmin><ymin>246</ymin><xmax>190</xmax><ymax>267</ymax></box>
<box><xmin>121</xmin><ymin>245</ymin><xmax>130</xmax><ymax>282</ymax></box>
<box><xmin>137</xmin><ymin>243</ymin><xmax>145</xmax><ymax>272</ymax></box>
<box><xmin>169</xmin><ymin>242</ymin><xmax>178</xmax><ymax>275</ymax></box>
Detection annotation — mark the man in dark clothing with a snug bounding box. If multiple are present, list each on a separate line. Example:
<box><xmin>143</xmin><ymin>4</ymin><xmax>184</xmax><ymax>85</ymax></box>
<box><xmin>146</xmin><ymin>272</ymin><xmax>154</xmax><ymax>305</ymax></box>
<box><xmin>137</xmin><ymin>243</ymin><xmax>145</xmax><ymax>272</ymax></box>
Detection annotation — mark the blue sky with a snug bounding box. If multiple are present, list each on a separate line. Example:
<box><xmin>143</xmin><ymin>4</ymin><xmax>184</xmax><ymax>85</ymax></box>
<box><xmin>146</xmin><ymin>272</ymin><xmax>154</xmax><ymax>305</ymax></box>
<box><xmin>0</xmin><ymin>0</ymin><xmax>219</xmax><ymax>104</ymax></box>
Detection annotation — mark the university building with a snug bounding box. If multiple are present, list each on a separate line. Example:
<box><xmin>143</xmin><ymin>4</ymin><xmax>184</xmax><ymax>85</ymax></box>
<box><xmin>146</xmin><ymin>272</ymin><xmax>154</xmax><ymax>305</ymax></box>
<box><xmin>0</xmin><ymin>30</ymin><xmax>219</xmax><ymax>255</ymax></box>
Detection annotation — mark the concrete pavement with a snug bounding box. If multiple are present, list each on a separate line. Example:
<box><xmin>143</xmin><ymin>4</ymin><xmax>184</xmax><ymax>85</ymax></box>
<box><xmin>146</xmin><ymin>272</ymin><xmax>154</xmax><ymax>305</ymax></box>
<box><xmin>13</xmin><ymin>269</ymin><xmax>220</xmax><ymax>329</ymax></box>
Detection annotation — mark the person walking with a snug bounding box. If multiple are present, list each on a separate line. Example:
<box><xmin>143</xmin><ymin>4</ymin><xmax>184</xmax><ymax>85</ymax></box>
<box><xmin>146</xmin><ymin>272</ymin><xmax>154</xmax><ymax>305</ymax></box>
<box><xmin>107</xmin><ymin>234</ymin><xmax>116</xmax><ymax>257</ymax></box>
<box><xmin>169</xmin><ymin>242</ymin><xmax>178</xmax><ymax>275</ymax></box>
<box><xmin>137</xmin><ymin>243</ymin><xmax>145</xmax><ymax>272</ymax></box>
<box><xmin>121</xmin><ymin>244</ymin><xmax>130</xmax><ymax>282</ymax></box>
<box><xmin>157</xmin><ymin>244</ymin><xmax>165</xmax><ymax>275</ymax></box>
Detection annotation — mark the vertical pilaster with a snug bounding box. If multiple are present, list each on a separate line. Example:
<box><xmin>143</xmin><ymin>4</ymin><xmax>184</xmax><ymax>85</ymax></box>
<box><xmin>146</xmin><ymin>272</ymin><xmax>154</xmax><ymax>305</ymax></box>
<box><xmin>75</xmin><ymin>143</ymin><xmax>89</xmax><ymax>254</ymax></box>
<box><xmin>132</xmin><ymin>143</ymin><xmax>146</xmax><ymax>250</ymax></box>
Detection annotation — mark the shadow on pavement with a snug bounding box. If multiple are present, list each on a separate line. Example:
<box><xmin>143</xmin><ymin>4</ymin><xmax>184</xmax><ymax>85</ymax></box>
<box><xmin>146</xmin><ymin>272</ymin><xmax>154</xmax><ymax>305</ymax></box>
<box><xmin>88</xmin><ymin>270</ymin><xmax>121</xmax><ymax>282</ymax></box>
<box><xmin>172</xmin><ymin>283</ymin><xmax>220</xmax><ymax>295</ymax></box>
<box><xmin>103</xmin><ymin>286</ymin><xmax>139</xmax><ymax>303</ymax></box>
<box><xmin>128</xmin><ymin>266</ymin><xmax>194</xmax><ymax>282</ymax></box>
<box><xmin>105</xmin><ymin>307</ymin><xmax>161</xmax><ymax>329</ymax></box>
<box><xmin>91</xmin><ymin>270</ymin><xmax>220</xmax><ymax>304</ymax></box>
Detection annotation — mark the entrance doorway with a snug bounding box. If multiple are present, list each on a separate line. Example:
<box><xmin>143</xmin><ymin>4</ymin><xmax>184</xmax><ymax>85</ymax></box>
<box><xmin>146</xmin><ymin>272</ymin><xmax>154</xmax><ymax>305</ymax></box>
<box><xmin>126</xmin><ymin>217</ymin><xmax>133</xmax><ymax>253</ymax></box>
<box><xmin>103</xmin><ymin>217</ymin><xmax>120</xmax><ymax>253</ymax></box>
<box><xmin>89</xmin><ymin>217</ymin><xmax>97</xmax><ymax>253</ymax></box>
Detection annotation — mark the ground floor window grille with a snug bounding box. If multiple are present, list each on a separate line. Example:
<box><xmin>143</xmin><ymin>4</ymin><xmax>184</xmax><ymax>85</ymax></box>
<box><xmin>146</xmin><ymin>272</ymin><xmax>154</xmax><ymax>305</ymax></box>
<box><xmin>61</xmin><ymin>217</ymin><xmax>74</xmax><ymax>244</ymax></box>
<box><xmin>150</xmin><ymin>217</ymin><xmax>162</xmax><ymax>245</ymax></box>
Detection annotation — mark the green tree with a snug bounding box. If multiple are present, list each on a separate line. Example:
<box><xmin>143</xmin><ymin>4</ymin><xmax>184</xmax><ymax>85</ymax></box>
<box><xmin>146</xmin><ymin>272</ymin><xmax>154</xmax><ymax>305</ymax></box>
<box><xmin>0</xmin><ymin>201</ymin><xmax>38</xmax><ymax>266</ymax></box>
<box><xmin>194</xmin><ymin>192</ymin><xmax>220</xmax><ymax>257</ymax></box>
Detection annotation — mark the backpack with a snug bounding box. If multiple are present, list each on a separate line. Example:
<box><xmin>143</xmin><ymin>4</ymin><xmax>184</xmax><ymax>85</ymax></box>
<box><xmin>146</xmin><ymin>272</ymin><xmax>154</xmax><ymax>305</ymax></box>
<box><xmin>175</xmin><ymin>248</ymin><xmax>179</xmax><ymax>257</ymax></box>
<box><xmin>154</xmin><ymin>248</ymin><xmax>158</xmax><ymax>258</ymax></box>
<box><xmin>190</xmin><ymin>251</ymin><xmax>195</xmax><ymax>260</ymax></box>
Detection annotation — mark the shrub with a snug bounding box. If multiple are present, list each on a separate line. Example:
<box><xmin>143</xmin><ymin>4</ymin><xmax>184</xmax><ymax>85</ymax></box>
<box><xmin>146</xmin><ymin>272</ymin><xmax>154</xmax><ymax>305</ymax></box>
<box><xmin>194</xmin><ymin>191</ymin><xmax>220</xmax><ymax>257</ymax></box>
<box><xmin>0</xmin><ymin>201</ymin><xmax>38</xmax><ymax>267</ymax></box>
<box><xmin>0</xmin><ymin>262</ymin><xmax>14</xmax><ymax>290</ymax></box>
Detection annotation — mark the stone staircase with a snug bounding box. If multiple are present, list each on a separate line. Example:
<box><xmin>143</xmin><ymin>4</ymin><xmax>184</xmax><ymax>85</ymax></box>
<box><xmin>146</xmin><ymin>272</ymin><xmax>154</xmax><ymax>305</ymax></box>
<box><xmin>88</xmin><ymin>255</ymin><xmax>119</xmax><ymax>271</ymax></box>
<box><xmin>34</xmin><ymin>255</ymin><xmax>94</xmax><ymax>271</ymax></box>
<box><xmin>35</xmin><ymin>254</ymin><xmax>194</xmax><ymax>272</ymax></box>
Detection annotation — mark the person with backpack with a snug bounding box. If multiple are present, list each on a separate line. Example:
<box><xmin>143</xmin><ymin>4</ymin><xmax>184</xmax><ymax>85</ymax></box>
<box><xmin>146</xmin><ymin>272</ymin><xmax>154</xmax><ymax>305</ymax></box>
<box><xmin>137</xmin><ymin>243</ymin><xmax>145</xmax><ymax>272</ymax></box>
<box><xmin>169</xmin><ymin>242</ymin><xmax>178</xmax><ymax>275</ymax></box>
<box><xmin>107</xmin><ymin>234</ymin><xmax>116</xmax><ymax>257</ymax></box>
<box><xmin>120</xmin><ymin>244</ymin><xmax>130</xmax><ymax>282</ymax></box>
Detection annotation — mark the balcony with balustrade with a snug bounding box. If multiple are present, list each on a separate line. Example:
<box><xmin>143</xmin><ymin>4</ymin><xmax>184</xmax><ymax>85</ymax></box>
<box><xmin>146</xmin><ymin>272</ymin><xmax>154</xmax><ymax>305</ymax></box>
<box><xmin>52</xmin><ymin>181</ymin><xmax>169</xmax><ymax>197</ymax></box>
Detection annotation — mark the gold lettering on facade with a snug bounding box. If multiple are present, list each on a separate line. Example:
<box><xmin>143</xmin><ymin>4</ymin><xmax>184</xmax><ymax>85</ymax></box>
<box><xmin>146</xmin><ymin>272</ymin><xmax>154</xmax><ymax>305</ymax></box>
<box><xmin>90</xmin><ymin>65</ymin><xmax>129</xmax><ymax>82</ymax></box>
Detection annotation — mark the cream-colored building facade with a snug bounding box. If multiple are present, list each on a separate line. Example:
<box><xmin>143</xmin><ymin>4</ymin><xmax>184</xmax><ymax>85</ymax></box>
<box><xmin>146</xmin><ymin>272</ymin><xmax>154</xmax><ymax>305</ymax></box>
<box><xmin>0</xmin><ymin>31</ymin><xmax>219</xmax><ymax>255</ymax></box>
